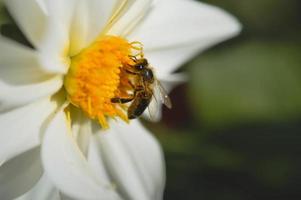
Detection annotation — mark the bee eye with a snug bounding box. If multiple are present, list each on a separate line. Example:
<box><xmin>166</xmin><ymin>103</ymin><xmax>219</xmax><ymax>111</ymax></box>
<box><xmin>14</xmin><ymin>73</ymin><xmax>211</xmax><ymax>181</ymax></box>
<box><xmin>135</xmin><ymin>64</ymin><xmax>144</xmax><ymax>70</ymax></box>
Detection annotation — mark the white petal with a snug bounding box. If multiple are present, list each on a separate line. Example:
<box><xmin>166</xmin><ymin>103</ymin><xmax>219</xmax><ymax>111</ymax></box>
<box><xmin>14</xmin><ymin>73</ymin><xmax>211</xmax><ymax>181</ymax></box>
<box><xmin>36</xmin><ymin>0</ymin><xmax>47</xmax><ymax>13</ymax></box>
<box><xmin>41</xmin><ymin>111</ymin><xmax>122</xmax><ymax>200</ymax></box>
<box><xmin>129</xmin><ymin>0</ymin><xmax>241</xmax><ymax>49</ymax></box>
<box><xmin>15</xmin><ymin>174</ymin><xmax>60</xmax><ymax>200</ymax></box>
<box><xmin>0</xmin><ymin>36</ymin><xmax>56</xmax><ymax>84</ymax></box>
<box><xmin>4</xmin><ymin>0</ymin><xmax>47</xmax><ymax>48</ymax></box>
<box><xmin>0</xmin><ymin>98</ymin><xmax>58</xmax><ymax>163</ymax></box>
<box><xmin>0</xmin><ymin>148</ymin><xmax>43</xmax><ymax>200</ymax></box>
<box><xmin>69</xmin><ymin>0</ymin><xmax>121</xmax><ymax>55</ymax></box>
<box><xmin>69</xmin><ymin>108</ymin><xmax>92</xmax><ymax>157</ymax></box>
<box><xmin>38</xmin><ymin>20</ymin><xmax>71</xmax><ymax>74</ymax></box>
<box><xmin>43</xmin><ymin>0</ymin><xmax>76</xmax><ymax>30</ymax></box>
<box><xmin>38</xmin><ymin>0</ymin><xmax>77</xmax><ymax>74</ymax></box>
<box><xmin>108</xmin><ymin>0</ymin><xmax>153</xmax><ymax>36</ymax></box>
<box><xmin>129</xmin><ymin>0</ymin><xmax>241</xmax><ymax>74</ymax></box>
<box><xmin>88</xmin><ymin>136</ymin><xmax>114</xmax><ymax>193</ymax></box>
<box><xmin>92</xmin><ymin>120</ymin><xmax>165</xmax><ymax>200</ymax></box>
<box><xmin>0</xmin><ymin>76</ymin><xmax>62</xmax><ymax>112</ymax></box>
<box><xmin>59</xmin><ymin>193</ymin><xmax>76</xmax><ymax>200</ymax></box>
<box><xmin>145</xmin><ymin>43</ymin><xmax>206</xmax><ymax>76</ymax></box>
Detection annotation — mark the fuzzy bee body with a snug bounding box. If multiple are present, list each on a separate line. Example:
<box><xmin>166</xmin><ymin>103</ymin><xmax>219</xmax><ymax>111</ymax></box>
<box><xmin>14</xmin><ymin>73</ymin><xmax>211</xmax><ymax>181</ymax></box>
<box><xmin>111</xmin><ymin>58</ymin><xmax>172</xmax><ymax>119</ymax></box>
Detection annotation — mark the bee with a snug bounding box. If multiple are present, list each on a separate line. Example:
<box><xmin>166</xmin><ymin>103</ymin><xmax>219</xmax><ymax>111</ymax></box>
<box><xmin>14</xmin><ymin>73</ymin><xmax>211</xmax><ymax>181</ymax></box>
<box><xmin>111</xmin><ymin>58</ymin><xmax>172</xmax><ymax>119</ymax></box>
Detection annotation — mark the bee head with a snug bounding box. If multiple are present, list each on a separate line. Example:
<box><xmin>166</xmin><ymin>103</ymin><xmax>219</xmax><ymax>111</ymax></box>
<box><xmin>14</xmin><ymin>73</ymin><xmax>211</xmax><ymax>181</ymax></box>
<box><xmin>134</xmin><ymin>58</ymin><xmax>148</xmax><ymax>70</ymax></box>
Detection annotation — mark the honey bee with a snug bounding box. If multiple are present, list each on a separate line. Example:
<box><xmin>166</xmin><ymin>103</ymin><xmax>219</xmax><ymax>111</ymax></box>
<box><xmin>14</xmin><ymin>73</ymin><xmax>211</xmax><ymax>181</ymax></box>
<box><xmin>111</xmin><ymin>58</ymin><xmax>172</xmax><ymax>119</ymax></box>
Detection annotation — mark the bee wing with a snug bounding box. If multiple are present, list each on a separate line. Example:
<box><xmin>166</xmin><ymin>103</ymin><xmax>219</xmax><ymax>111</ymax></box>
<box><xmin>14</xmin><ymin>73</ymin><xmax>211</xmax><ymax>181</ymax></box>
<box><xmin>143</xmin><ymin>80</ymin><xmax>172</xmax><ymax>121</ymax></box>
<box><xmin>154</xmin><ymin>80</ymin><xmax>172</xmax><ymax>109</ymax></box>
<box><xmin>146</xmin><ymin>95</ymin><xmax>161</xmax><ymax>121</ymax></box>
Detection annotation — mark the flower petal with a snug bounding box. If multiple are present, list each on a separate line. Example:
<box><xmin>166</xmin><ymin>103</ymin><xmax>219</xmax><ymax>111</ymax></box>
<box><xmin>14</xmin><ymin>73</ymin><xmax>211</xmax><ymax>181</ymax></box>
<box><xmin>4</xmin><ymin>0</ymin><xmax>47</xmax><ymax>48</ymax></box>
<box><xmin>108</xmin><ymin>0</ymin><xmax>153</xmax><ymax>36</ymax></box>
<box><xmin>0</xmin><ymin>147</ymin><xmax>43</xmax><ymax>200</ymax></box>
<box><xmin>43</xmin><ymin>0</ymin><xmax>76</xmax><ymax>30</ymax></box>
<box><xmin>92</xmin><ymin>120</ymin><xmax>165</xmax><ymax>200</ymax></box>
<box><xmin>129</xmin><ymin>0</ymin><xmax>241</xmax><ymax>75</ymax></box>
<box><xmin>41</xmin><ymin>111</ymin><xmax>122</xmax><ymax>200</ymax></box>
<box><xmin>38</xmin><ymin>20</ymin><xmax>71</xmax><ymax>74</ymax></box>
<box><xmin>15</xmin><ymin>174</ymin><xmax>61</xmax><ymax>200</ymax></box>
<box><xmin>59</xmin><ymin>193</ymin><xmax>77</xmax><ymax>200</ymax></box>
<box><xmin>36</xmin><ymin>0</ymin><xmax>47</xmax><ymax>13</ymax></box>
<box><xmin>0</xmin><ymin>76</ymin><xmax>62</xmax><ymax>112</ymax></box>
<box><xmin>0</xmin><ymin>97</ymin><xmax>57</xmax><ymax>163</ymax></box>
<box><xmin>87</xmin><ymin>141</ymin><xmax>112</xmax><ymax>187</ymax></box>
<box><xmin>38</xmin><ymin>0</ymin><xmax>77</xmax><ymax>74</ymax></box>
<box><xmin>144</xmin><ymin>43</ymin><xmax>206</xmax><ymax>76</ymax></box>
<box><xmin>69</xmin><ymin>0</ymin><xmax>121</xmax><ymax>55</ymax></box>
<box><xmin>68</xmin><ymin>108</ymin><xmax>92</xmax><ymax>157</ymax></box>
<box><xmin>0</xmin><ymin>33</ymin><xmax>63</xmax><ymax>112</ymax></box>
<box><xmin>129</xmin><ymin>0</ymin><xmax>241</xmax><ymax>49</ymax></box>
<box><xmin>0</xmin><ymin>36</ymin><xmax>56</xmax><ymax>84</ymax></box>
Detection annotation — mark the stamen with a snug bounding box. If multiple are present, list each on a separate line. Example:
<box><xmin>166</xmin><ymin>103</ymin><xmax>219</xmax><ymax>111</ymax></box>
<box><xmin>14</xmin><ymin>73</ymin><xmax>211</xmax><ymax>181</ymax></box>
<box><xmin>64</xmin><ymin>36</ymin><xmax>140</xmax><ymax>128</ymax></box>
<box><xmin>130</xmin><ymin>41</ymin><xmax>144</xmax><ymax>57</ymax></box>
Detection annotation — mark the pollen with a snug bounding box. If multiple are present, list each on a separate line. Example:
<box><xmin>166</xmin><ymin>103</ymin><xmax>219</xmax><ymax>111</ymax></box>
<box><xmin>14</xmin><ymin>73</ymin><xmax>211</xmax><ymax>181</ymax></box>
<box><xmin>64</xmin><ymin>36</ymin><xmax>141</xmax><ymax>128</ymax></box>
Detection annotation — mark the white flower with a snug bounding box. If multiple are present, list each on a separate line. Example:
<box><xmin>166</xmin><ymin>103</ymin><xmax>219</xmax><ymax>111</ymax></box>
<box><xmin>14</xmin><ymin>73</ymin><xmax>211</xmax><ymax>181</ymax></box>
<box><xmin>0</xmin><ymin>0</ymin><xmax>241</xmax><ymax>200</ymax></box>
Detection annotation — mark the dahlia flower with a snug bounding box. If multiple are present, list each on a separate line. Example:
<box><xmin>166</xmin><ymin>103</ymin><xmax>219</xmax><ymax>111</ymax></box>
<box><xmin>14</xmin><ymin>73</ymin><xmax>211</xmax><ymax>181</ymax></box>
<box><xmin>0</xmin><ymin>0</ymin><xmax>241</xmax><ymax>199</ymax></box>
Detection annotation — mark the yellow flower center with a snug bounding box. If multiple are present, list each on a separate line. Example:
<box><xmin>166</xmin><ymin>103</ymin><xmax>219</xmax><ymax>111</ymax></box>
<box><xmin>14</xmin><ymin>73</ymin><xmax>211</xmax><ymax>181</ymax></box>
<box><xmin>64</xmin><ymin>36</ymin><xmax>142</xmax><ymax>128</ymax></box>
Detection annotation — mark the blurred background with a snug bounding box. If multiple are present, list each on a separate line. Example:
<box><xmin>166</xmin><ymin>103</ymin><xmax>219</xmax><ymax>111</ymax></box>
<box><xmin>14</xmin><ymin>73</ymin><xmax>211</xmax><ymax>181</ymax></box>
<box><xmin>144</xmin><ymin>0</ymin><xmax>301</xmax><ymax>199</ymax></box>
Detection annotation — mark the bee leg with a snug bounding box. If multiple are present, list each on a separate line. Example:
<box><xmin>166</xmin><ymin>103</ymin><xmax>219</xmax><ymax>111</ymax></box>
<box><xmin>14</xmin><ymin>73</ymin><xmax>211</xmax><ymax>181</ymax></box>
<box><xmin>129</xmin><ymin>55</ymin><xmax>138</xmax><ymax>62</ymax></box>
<box><xmin>124</xmin><ymin>68</ymin><xmax>139</xmax><ymax>75</ymax></box>
<box><xmin>111</xmin><ymin>85</ymin><xmax>143</xmax><ymax>104</ymax></box>
<box><xmin>121</xmin><ymin>64</ymin><xmax>139</xmax><ymax>75</ymax></box>
<box><xmin>128</xmin><ymin>80</ymin><xmax>136</xmax><ymax>89</ymax></box>
<box><xmin>111</xmin><ymin>84</ymin><xmax>136</xmax><ymax>104</ymax></box>
<box><xmin>111</xmin><ymin>96</ymin><xmax>134</xmax><ymax>104</ymax></box>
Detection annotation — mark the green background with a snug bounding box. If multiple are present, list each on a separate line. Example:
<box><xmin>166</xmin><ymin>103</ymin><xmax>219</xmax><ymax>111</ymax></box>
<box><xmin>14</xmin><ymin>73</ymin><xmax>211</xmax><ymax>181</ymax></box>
<box><xmin>145</xmin><ymin>0</ymin><xmax>301</xmax><ymax>199</ymax></box>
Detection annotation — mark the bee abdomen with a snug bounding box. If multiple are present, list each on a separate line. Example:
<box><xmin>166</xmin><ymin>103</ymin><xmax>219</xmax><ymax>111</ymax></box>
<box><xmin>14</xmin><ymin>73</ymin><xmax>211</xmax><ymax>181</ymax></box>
<box><xmin>128</xmin><ymin>92</ymin><xmax>152</xmax><ymax>119</ymax></box>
